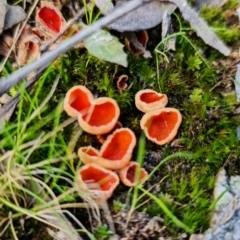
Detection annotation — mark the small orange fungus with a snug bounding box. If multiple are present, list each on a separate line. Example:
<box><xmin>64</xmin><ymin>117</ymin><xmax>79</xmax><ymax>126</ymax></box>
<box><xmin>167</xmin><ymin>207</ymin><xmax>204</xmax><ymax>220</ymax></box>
<box><xmin>117</xmin><ymin>75</ymin><xmax>128</xmax><ymax>93</ymax></box>
<box><xmin>135</xmin><ymin>89</ymin><xmax>168</xmax><ymax>113</ymax></box>
<box><xmin>76</xmin><ymin>163</ymin><xmax>119</xmax><ymax>201</ymax></box>
<box><xmin>64</xmin><ymin>86</ymin><xmax>120</xmax><ymax>134</ymax></box>
<box><xmin>119</xmin><ymin>161</ymin><xmax>148</xmax><ymax>187</ymax></box>
<box><xmin>36</xmin><ymin>1</ymin><xmax>66</xmax><ymax>38</ymax></box>
<box><xmin>78</xmin><ymin>128</ymin><xmax>136</xmax><ymax>170</ymax></box>
<box><xmin>98</xmin><ymin>128</ymin><xmax>136</xmax><ymax>170</ymax></box>
<box><xmin>78</xmin><ymin>97</ymin><xmax>120</xmax><ymax>135</ymax></box>
<box><xmin>140</xmin><ymin>108</ymin><xmax>182</xmax><ymax>145</ymax></box>
<box><xmin>63</xmin><ymin>85</ymin><xmax>94</xmax><ymax>118</ymax></box>
<box><xmin>78</xmin><ymin>146</ymin><xmax>99</xmax><ymax>165</ymax></box>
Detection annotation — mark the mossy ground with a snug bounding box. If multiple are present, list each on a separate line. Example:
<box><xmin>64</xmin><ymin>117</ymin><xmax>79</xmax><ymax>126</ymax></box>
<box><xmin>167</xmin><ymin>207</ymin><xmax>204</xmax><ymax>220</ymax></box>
<box><xmin>1</xmin><ymin>0</ymin><xmax>240</xmax><ymax>239</ymax></box>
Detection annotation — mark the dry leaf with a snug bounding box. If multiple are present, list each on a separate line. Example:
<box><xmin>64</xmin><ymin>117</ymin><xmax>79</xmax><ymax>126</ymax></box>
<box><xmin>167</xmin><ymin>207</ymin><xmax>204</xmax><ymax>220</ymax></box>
<box><xmin>161</xmin><ymin>11</ymin><xmax>176</xmax><ymax>51</ymax></box>
<box><xmin>171</xmin><ymin>0</ymin><xmax>231</xmax><ymax>56</ymax></box>
<box><xmin>0</xmin><ymin>34</ymin><xmax>14</xmax><ymax>58</ymax></box>
<box><xmin>95</xmin><ymin>0</ymin><xmax>114</xmax><ymax>15</ymax></box>
<box><xmin>0</xmin><ymin>2</ymin><xmax>9</xmax><ymax>34</ymax></box>
<box><xmin>0</xmin><ymin>2</ymin><xmax>26</xmax><ymax>34</ymax></box>
<box><xmin>235</xmin><ymin>64</ymin><xmax>240</xmax><ymax>102</ymax></box>
<box><xmin>124</xmin><ymin>31</ymin><xmax>151</xmax><ymax>58</ymax></box>
<box><xmin>107</xmin><ymin>0</ymin><xmax>176</xmax><ymax>32</ymax></box>
<box><xmin>0</xmin><ymin>96</ymin><xmax>18</xmax><ymax>131</ymax></box>
<box><xmin>4</xmin><ymin>5</ymin><xmax>26</xmax><ymax>30</ymax></box>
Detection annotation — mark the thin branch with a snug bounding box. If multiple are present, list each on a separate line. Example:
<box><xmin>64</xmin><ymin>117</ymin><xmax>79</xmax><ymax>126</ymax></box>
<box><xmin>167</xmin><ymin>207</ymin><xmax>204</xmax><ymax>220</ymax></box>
<box><xmin>0</xmin><ymin>0</ymin><xmax>147</xmax><ymax>97</ymax></box>
<box><xmin>0</xmin><ymin>67</ymin><xmax>46</xmax><ymax>119</ymax></box>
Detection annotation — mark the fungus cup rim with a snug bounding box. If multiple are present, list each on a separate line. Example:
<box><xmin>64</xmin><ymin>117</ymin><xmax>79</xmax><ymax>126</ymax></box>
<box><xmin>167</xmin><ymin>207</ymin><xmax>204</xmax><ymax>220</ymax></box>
<box><xmin>135</xmin><ymin>89</ymin><xmax>168</xmax><ymax>113</ymax></box>
<box><xmin>76</xmin><ymin>163</ymin><xmax>120</xmax><ymax>202</ymax></box>
<box><xmin>63</xmin><ymin>85</ymin><xmax>94</xmax><ymax>118</ymax></box>
<box><xmin>78</xmin><ymin>97</ymin><xmax>120</xmax><ymax>135</ymax></box>
<box><xmin>119</xmin><ymin>161</ymin><xmax>148</xmax><ymax>187</ymax></box>
<box><xmin>140</xmin><ymin>107</ymin><xmax>182</xmax><ymax>145</ymax></box>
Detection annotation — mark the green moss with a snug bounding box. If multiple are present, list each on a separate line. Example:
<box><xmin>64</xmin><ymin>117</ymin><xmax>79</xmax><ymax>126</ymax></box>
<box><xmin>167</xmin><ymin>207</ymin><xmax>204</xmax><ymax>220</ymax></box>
<box><xmin>200</xmin><ymin>6</ymin><xmax>224</xmax><ymax>23</ymax></box>
<box><xmin>145</xmin><ymin>167</ymin><xmax>214</xmax><ymax>233</ymax></box>
<box><xmin>224</xmin><ymin>0</ymin><xmax>239</xmax><ymax>9</ymax></box>
<box><xmin>200</xmin><ymin>2</ymin><xmax>240</xmax><ymax>44</ymax></box>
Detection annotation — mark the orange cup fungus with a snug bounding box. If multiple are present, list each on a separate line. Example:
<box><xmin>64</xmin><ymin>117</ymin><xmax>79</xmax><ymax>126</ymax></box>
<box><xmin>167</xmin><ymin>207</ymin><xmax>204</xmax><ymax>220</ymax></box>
<box><xmin>36</xmin><ymin>1</ymin><xmax>66</xmax><ymax>38</ymax></box>
<box><xmin>135</xmin><ymin>89</ymin><xmax>168</xmax><ymax>113</ymax></box>
<box><xmin>63</xmin><ymin>85</ymin><xmax>93</xmax><ymax>118</ymax></box>
<box><xmin>99</xmin><ymin>128</ymin><xmax>136</xmax><ymax>170</ymax></box>
<box><xmin>78</xmin><ymin>146</ymin><xmax>100</xmax><ymax>165</ymax></box>
<box><xmin>117</xmin><ymin>75</ymin><xmax>128</xmax><ymax>93</ymax></box>
<box><xmin>78</xmin><ymin>97</ymin><xmax>120</xmax><ymax>135</ymax></box>
<box><xmin>63</xmin><ymin>86</ymin><xmax>120</xmax><ymax>135</ymax></box>
<box><xmin>76</xmin><ymin>163</ymin><xmax>119</xmax><ymax>202</ymax></box>
<box><xmin>78</xmin><ymin>128</ymin><xmax>136</xmax><ymax>170</ymax></box>
<box><xmin>140</xmin><ymin>108</ymin><xmax>182</xmax><ymax>145</ymax></box>
<box><xmin>119</xmin><ymin>161</ymin><xmax>148</xmax><ymax>187</ymax></box>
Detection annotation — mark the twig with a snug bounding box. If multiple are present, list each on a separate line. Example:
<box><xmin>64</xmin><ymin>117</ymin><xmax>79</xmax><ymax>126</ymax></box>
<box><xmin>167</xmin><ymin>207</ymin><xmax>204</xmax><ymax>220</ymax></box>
<box><xmin>0</xmin><ymin>0</ymin><xmax>148</xmax><ymax>97</ymax></box>
<box><xmin>100</xmin><ymin>201</ymin><xmax>116</xmax><ymax>235</ymax></box>
<box><xmin>0</xmin><ymin>67</ymin><xmax>45</xmax><ymax>119</ymax></box>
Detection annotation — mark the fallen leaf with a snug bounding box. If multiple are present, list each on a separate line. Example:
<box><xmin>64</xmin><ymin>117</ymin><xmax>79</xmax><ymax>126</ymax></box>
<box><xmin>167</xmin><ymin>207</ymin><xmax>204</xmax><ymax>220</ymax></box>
<box><xmin>0</xmin><ymin>93</ymin><xmax>11</xmax><ymax>105</ymax></box>
<box><xmin>84</xmin><ymin>29</ymin><xmax>128</xmax><ymax>67</ymax></box>
<box><xmin>94</xmin><ymin>0</ymin><xmax>114</xmax><ymax>15</ymax></box>
<box><xmin>0</xmin><ymin>34</ymin><xmax>14</xmax><ymax>58</ymax></box>
<box><xmin>161</xmin><ymin>11</ymin><xmax>176</xmax><ymax>51</ymax></box>
<box><xmin>124</xmin><ymin>31</ymin><xmax>151</xmax><ymax>58</ymax></box>
<box><xmin>0</xmin><ymin>2</ymin><xmax>26</xmax><ymax>35</ymax></box>
<box><xmin>4</xmin><ymin>5</ymin><xmax>26</xmax><ymax>30</ymax></box>
<box><xmin>235</xmin><ymin>64</ymin><xmax>240</xmax><ymax>102</ymax></box>
<box><xmin>171</xmin><ymin>0</ymin><xmax>231</xmax><ymax>56</ymax></box>
<box><xmin>107</xmin><ymin>0</ymin><xmax>176</xmax><ymax>32</ymax></box>
<box><xmin>0</xmin><ymin>2</ymin><xmax>9</xmax><ymax>34</ymax></box>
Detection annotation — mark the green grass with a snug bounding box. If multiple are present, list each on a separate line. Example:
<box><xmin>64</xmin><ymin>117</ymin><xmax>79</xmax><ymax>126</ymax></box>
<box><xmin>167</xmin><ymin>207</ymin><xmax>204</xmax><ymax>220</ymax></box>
<box><xmin>0</xmin><ymin>64</ymin><xmax>97</xmax><ymax>238</ymax></box>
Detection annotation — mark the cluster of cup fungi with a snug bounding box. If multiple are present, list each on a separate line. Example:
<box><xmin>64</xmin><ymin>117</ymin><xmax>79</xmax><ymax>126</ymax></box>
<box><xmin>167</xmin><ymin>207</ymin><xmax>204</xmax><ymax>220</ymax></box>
<box><xmin>10</xmin><ymin>0</ymin><xmax>183</xmax><ymax>202</ymax></box>
<box><xmin>63</xmin><ymin>85</ymin><xmax>182</xmax><ymax>202</ymax></box>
